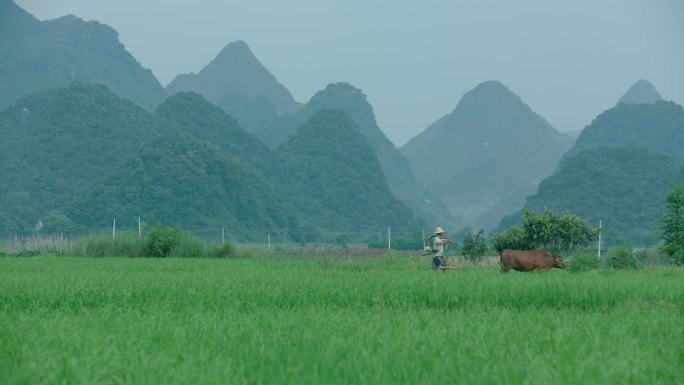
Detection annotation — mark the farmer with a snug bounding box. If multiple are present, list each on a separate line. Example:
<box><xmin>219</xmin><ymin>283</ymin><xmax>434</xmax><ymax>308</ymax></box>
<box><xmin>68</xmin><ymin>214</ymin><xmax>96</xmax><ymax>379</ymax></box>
<box><xmin>431</xmin><ymin>227</ymin><xmax>452</xmax><ymax>270</ymax></box>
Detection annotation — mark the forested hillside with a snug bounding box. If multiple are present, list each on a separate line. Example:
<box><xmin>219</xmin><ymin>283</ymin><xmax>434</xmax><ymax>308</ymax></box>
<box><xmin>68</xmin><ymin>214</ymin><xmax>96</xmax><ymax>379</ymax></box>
<box><xmin>498</xmin><ymin>86</ymin><xmax>684</xmax><ymax>245</ymax></box>
<box><xmin>562</xmin><ymin>101</ymin><xmax>684</xmax><ymax>163</ymax></box>
<box><xmin>155</xmin><ymin>91</ymin><xmax>278</xmax><ymax>174</ymax></box>
<box><xmin>281</xmin><ymin>83</ymin><xmax>454</xmax><ymax>228</ymax></box>
<box><xmin>499</xmin><ymin>147</ymin><xmax>684</xmax><ymax>245</ymax></box>
<box><xmin>0</xmin><ymin>82</ymin><xmax>159</xmax><ymax>231</ymax></box>
<box><xmin>0</xmin><ymin>0</ymin><xmax>167</xmax><ymax>111</ymax></box>
<box><xmin>0</xmin><ymin>82</ymin><xmax>419</xmax><ymax>239</ymax></box>
<box><xmin>277</xmin><ymin>109</ymin><xmax>423</xmax><ymax>233</ymax></box>
<box><xmin>75</xmin><ymin>134</ymin><xmax>303</xmax><ymax>240</ymax></box>
<box><xmin>164</xmin><ymin>40</ymin><xmax>454</xmax><ymax>228</ymax></box>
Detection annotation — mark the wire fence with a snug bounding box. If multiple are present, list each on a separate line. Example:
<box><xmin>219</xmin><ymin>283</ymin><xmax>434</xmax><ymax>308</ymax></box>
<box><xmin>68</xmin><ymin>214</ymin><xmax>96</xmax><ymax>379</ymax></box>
<box><xmin>0</xmin><ymin>225</ymin><xmax>433</xmax><ymax>250</ymax></box>
<box><xmin>0</xmin><ymin>224</ymin><xmax>663</xmax><ymax>252</ymax></box>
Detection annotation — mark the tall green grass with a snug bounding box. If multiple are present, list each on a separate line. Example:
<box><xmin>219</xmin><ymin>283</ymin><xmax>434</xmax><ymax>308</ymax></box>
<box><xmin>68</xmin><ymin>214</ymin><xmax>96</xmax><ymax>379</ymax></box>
<box><xmin>1</xmin><ymin>231</ymin><xmax>240</xmax><ymax>259</ymax></box>
<box><xmin>1</xmin><ymin>256</ymin><xmax>682</xmax><ymax>384</ymax></box>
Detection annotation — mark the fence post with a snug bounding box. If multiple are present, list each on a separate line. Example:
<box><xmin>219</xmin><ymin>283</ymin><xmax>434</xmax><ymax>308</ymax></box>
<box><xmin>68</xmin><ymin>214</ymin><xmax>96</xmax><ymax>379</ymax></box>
<box><xmin>387</xmin><ymin>226</ymin><xmax>391</xmax><ymax>251</ymax></box>
<box><xmin>112</xmin><ymin>218</ymin><xmax>116</xmax><ymax>239</ymax></box>
<box><xmin>597</xmin><ymin>220</ymin><xmax>602</xmax><ymax>258</ymax></box>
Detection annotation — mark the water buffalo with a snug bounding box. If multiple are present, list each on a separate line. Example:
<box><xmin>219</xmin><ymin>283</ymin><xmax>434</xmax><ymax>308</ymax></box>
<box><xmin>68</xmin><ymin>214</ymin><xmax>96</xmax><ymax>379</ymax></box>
<box><xmin>500</xmin><ymin>249</ymin><xmax>566</xmax><ymax>273</ymax></box>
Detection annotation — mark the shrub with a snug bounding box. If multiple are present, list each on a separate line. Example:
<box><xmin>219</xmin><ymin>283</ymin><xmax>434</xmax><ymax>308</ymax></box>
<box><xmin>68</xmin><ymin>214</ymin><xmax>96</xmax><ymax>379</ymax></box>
<box><xmin>659</xmin><ymin>183</ymin><xmax>684</xmax><ymax>265</ymax></box>
<box><xmin>568</xmin><ymin>251</ymin><xmax>599</xmax><ymax>272</ymax></box>
<box><xmin>462</xmin><ymin>229</ymin><xmax>487</xmax><ymax>264</ymax></box>
<box><xmin>214</xmin><ymin>243</ymin><xmax>237</xmax><ymax>259</ymax></box>
<box><xmin>76</xmin><ymin>232</ymin><xmax>144</xmax><ymax>257</ymax></box>
<box><xmin>607</xmin><ymin>247</ymin><xmax>639</xmax><ymax>269</ymax></box>
<box><xmin>492</xmin><ymin>209</ymin><xmax>599</xmax><ymax>255</ymax></box>
<box><xmin>145</xmin><ymin>226</ymin><xmax>180</xmax><ymax>258</ymax></box>
<box><xmin>168</xmin><ymin>232</ymin><xmax>213</xmax><ymax>258</ymax></box>
<box><xmin>335</xmin><ymin>235</ymin><xmax>350</xmax><ymax>249</ymax></box>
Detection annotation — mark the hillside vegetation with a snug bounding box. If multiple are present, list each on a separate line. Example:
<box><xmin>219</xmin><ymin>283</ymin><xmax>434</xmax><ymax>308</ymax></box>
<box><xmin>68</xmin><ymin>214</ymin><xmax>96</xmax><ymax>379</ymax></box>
<box><xmin>0</xmin><ymin>82</ymin><xmax>159</xmax><ymax>231</ymax></box>
<box><xmin>563</xmin><ymin>101</ymin><xmax>684</xmax><ymax>163</ymax></box>
<box><xmin>0</xmin><ymin>0</ymin><xmax>166</xmax><ymax>110</ymax></box>
<box><xmin>499</xmin><ymin>98</ymin><xmax>684</xmax><ymax>245</ymax></box>
<box><xmin>277</xmin><ymin>109</ymin><xmax>423</xmax><ymax>234</ymax></box>
<box><xmin>0</xmin><ymin>82</ymin><xmax>420</xmax><ymax>240</ymax></box>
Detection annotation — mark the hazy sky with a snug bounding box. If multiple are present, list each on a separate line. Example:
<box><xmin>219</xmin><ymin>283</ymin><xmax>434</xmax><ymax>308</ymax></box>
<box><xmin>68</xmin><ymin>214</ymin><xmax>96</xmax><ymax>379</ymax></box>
<box><xmin>15</xmin><ymin>0</ymin><xmax>684</xmax><ymax>146</ymax></box>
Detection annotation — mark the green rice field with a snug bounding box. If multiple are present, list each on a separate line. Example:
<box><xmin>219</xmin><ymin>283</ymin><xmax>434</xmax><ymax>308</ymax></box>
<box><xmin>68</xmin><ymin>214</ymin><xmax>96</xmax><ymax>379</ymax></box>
<box><xmin>1</xmin><ymin>255</ymin><xmax>683</xmax><ymax>384</ymax></box>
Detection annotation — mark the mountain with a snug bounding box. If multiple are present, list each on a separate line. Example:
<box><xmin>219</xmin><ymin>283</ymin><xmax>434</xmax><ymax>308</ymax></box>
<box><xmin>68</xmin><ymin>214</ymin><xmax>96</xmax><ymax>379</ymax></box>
<box><xmin>155</xmin><ymin>91</ymin><xmax>278</xmax><ymax>174</ymax></box>
<box><xmin>562</xmin><ymin>100</ymin><xmax>684</xmax><ymax>164</ymax></box>
<box><xmin>277</xmin><ymin>83</ymin><xmax>455</xmax><ymax>228</ymax></box>
<box><xmin>401</xmin><ymin>80</ymin><xmax>574</xmax><ymax>230</ymax></box>
<box><xmin>497</xmin><ymin>87</ymin><xmax>684</xmax><ymax>245</ymax></box>
<box><xmin>0</xmin><ymin>81</ymin><xmax>419</xmax><ymax>240</ymax></box>
<box><xmin>276</xmin><ymin>109</ymin><xmax>423</xmax><ymax>233</ymax></box>
<box><xmin>498</xmin><ymin>147</ymin><xmax>684</xmax><ymax>245</ymax></box>
<box><xmin>616</xmin><ymin>79</ymin><xmax>663</xmax><ymax>105</ymax></box>
<box><xmin>0</xmin><ymin>1</ymin><xmax>167</xmax><ymax>111</ymax></box>
<box><xmin>0</xmin><ymin>82</ymin><xmax>160</xmax><ymax>230</ymax></box>
<box><xmin>166</xmin><ymin>40</ymin><xmax>301</xmax><ymax>126</ymax></box>
<box><xmin>76</xmin><ymin>133</ymin><xmax>301</xmax><ymax>239</ymax></box>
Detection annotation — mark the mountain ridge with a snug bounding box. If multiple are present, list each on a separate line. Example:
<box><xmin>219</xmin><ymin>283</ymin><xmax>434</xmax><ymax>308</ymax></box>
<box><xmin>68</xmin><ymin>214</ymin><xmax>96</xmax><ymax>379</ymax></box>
<box><xmin>0</xmin><ymin>1</ymin><xmax>167</xmax><ymax>111</ymax></box>
<box><xmin>402</xmin><ymin>80</ymin><xmax>573</xmax><ymax>230</ymax></box>
<box><xmin>496</xmin><ymin>81</ymin><xmax>684</xmax><ymax>245</ymax></box>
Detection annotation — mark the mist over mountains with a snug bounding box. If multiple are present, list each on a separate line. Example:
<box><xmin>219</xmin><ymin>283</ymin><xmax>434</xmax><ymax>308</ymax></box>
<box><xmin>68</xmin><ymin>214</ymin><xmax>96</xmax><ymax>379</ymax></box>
<box><xmin>0</xmin><ymin>0</ymin><xmax>166</xmax><ymax>111</ymax></box>
<box><xmin>166</xmin><ymin>40</ymin><xmax>301</xmax><ymax>120</ymax></box>
<box><xmin>402</xmin><ymin>81</ymin><xmax>574</xmax><ymax>230</ymax></box>
<box><xmin>498</xmin><ymin>80</ymin><xmax>684</xmax><ymax>245</ymax></box>
<box><xmin>616</xmin><ymin>79</ymin><xmax>663</xmax><ymax>106</ymax></box>
<box><xmin>2</xmin><ymin>1</ymin><xmax>683</xmax><ymax>245</ymax></box>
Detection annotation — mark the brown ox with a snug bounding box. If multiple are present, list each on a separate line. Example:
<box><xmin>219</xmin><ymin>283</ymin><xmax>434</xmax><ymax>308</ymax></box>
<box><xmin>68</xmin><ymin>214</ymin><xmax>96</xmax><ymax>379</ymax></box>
<box><xmin>500</xmin><ymin>249</ymin><xmax>566</xmax><ymax>273</ymax></box>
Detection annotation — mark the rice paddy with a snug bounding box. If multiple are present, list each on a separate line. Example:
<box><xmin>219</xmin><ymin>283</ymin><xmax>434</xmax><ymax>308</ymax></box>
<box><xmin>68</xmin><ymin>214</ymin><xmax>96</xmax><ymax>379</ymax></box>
<box><xmin>1</xmin><ymin>255</ymin><xmax>682</xmax><ymax>384</ymax></box>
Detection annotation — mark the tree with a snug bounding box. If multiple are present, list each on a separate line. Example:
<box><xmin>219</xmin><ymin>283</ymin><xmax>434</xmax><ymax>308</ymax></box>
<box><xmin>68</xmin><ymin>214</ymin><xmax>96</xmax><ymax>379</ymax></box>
<box><xmin>490</xmin><ymin>225</ymin><xmax>533</xmax><ymax>254</ymax></box>
<box><xmin>660</xmin><ymin>183</ymin><xmax>684</xmax><ymax>265</ymax></box>
<box><xmin>491</xmin><ymin>208</ymin><xmax>598</xmax><ymax>255</ymax></box>
<box><xmin>461</xmin><ymin>229</ymin><xmax>487</xmax><ymax>264</ymax></box>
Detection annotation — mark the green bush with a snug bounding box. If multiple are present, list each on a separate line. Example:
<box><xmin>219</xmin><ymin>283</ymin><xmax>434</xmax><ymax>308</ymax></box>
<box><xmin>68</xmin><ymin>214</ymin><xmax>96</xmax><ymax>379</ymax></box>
<box><xmin>607</xmin><ymin>247</ymin><xmax>639</xmax><ymax>269</ymax></box>
<box><xmin>462</xmin><ymin>229</ymin><xmax>487</xmax><ymax>264</ymax></box>
<box><xmin>145</xmin><ymin>226</ymin><xmax>180</xmax><ymax>258</ymax></box>
<box><xmin>214</xmin><ymin>243</ymin><xmax>237</xmax><ymax>259</ymax></box>
<box><xmin>168</xmin><ymin>232</ymin><xmax>214</xmax><ymax>258</ymax></box>
<box><xmin>659</xmin><ymin>183</ymin><xmax>684</xmax><ymax>265</ymax></box>
<box><xmin>568</xmin><ymin>251</ymin><xmax>599</xmax><ymax>272</ymax></box>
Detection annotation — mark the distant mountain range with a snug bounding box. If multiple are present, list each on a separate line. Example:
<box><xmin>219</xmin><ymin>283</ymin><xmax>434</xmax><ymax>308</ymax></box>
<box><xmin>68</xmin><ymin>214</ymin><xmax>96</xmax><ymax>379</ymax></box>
<box><xmin>402</xmin><ymin>80</ymin><xmax>574</xmax><ymax>230</ymax></box>
<box><xmin>166</xmin><ymin>40</ymin><xmax>301</xmax><ymax>121</ymax></box>
<box><xmin>276</xmin><ymin>109</ymin><xmax>424</xmax><ymax>234</ymax></box>
<box><xmin>163</xmin><ymin>38</ymin><xmax>452</xmax><ymax>229</ymax></box>
<box><xmin>3</xmin><ymin>1</ymin><xmax>681</xmax><ymax>245</ymax></box>
<box><xmin>616</xmin><ymin>79</ymin><xmax>663</xmax><ymax>106</ymax></box>
<box><xmin>498</xmin><ymin>80</ymin><xmax>684</xmax><ymax>245</ymax></box>
<box><xmin>0</xmin><ymin>82</ymin><xmax>421</xmax><ymax>239</ymax></box>
<box><xmin>0</xmin><ymin>0</ymin><xmax>167</xmax><ymax>111</ymax></box>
